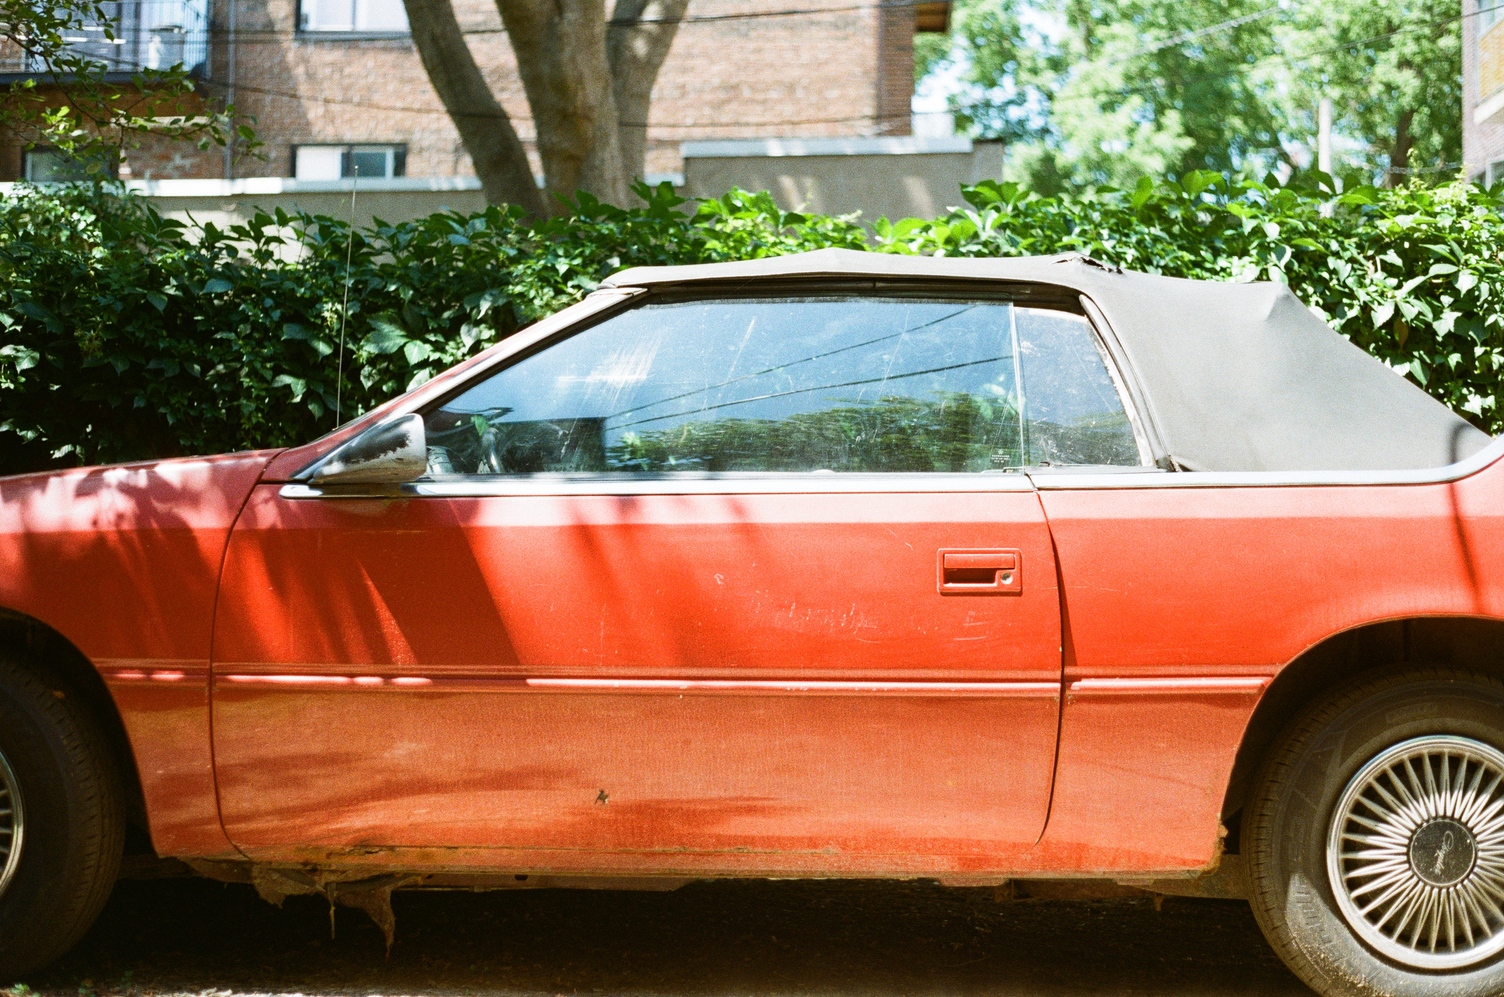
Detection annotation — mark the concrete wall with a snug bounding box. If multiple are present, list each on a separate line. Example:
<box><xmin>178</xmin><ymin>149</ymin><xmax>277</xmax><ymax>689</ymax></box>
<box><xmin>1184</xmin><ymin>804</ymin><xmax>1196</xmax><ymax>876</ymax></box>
<box><xmin>2</xmin><ymin>134</ymin><xmax>1005</xmax><ymax>231</ymax></box>
<box><xmin>137</xmin><ymin>176</ymin><xmax>487</xmax><ymax>228</ymax></box>
<box><xmin>0</xmin><ymin>176</ymin><xmax>490</xmax><ymax>230</ymax></box>
<box><xmin>682</xmin><ymin>136</ymin><xmax>1006</xmax><ymax>222</ymax></box>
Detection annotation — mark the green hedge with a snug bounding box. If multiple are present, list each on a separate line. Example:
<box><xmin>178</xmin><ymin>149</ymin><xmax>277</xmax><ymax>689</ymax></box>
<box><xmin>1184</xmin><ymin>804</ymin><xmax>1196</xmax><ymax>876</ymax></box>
<box><xmin>1</xmin><ymin>174</ymin><xmax>1501</xmax><ymax>475</ymax></box>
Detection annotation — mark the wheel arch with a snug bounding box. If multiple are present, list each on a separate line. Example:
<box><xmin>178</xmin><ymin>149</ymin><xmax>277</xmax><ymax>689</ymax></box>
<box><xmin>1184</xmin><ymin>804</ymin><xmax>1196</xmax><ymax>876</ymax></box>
<box><xmin>1220</xmin><ymin>615</ymin><xmax>1504</xmax><ymax>851</ymax></box>
<box><xmin>0</xmin><ymin>606</ymin><xmax>147</xmax><ymax>843</ymax></box>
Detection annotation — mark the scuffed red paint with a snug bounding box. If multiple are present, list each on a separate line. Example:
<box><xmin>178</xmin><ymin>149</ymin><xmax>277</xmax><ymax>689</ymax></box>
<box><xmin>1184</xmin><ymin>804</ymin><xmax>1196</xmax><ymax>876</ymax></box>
<box><xmin>210</xmin><ymin>486</ymin><xmax>1066</xmax><ymax>866</ymax></box>
<box><xmin>0</xmin><ymin>452</ymin><xmax>278</xmax><ymax>856</ymax></box>
<box><xmin>5</xmin><ymin>441</ymin><xmax>1504</xmax><ymax>881</ymax></box>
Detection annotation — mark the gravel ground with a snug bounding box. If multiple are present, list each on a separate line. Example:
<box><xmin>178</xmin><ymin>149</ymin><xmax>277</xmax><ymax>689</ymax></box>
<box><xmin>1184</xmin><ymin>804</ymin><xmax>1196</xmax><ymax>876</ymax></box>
<box><xmin>12</xmin><ymin>877</ymin><xmax>1310</xmax><ymax>997</ymax></box>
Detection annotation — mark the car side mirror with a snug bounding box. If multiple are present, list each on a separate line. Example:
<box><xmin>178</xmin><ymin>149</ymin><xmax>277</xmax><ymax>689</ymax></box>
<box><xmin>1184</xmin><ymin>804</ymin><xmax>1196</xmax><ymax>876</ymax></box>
<box><xmin>309</xmin><ymin>413</ymin><xmax>427</xmax><ymax>485</ymax></box>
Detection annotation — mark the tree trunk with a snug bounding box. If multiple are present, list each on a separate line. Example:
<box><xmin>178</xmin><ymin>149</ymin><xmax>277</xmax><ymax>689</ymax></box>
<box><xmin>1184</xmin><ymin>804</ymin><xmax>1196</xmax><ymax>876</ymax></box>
<box><xmin>496</xmin><ymin>0</ymin><xmax>631</xmax><ymax>209</ymax></box>
<box><xmin>1387</xmin><ymin>107</ymin><xmax>1414</xmax><ymax>188</ymax></box>
<box><xmin>607</xmin><ymin>0</ymin><xmax>689</xmax><ymax>182</ymax></box>
<box><xmin>401</xmin><ymin>0</ymin><xmax>545</xmax><ymax>216</ymax></box>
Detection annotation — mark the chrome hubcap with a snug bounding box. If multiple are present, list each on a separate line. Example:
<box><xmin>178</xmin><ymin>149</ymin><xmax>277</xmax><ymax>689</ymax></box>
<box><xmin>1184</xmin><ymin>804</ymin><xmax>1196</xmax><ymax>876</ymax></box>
<box><xmin>1328</xmin><ymin>735</ymin><xmax>1504</xmax><ymax>970</ymax></box>
<box><xmin>0</xmin><ymin>748</ymin><xmax>22</xmax><ymax>901</ymax></box>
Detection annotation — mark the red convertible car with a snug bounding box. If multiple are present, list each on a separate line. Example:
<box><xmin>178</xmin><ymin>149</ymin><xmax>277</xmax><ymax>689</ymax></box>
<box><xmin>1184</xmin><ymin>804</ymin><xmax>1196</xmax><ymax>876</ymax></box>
<box><xmin>2</xmin><ymin>249</ymin><xmax>1503</xmax><ymax>997</ymax></box>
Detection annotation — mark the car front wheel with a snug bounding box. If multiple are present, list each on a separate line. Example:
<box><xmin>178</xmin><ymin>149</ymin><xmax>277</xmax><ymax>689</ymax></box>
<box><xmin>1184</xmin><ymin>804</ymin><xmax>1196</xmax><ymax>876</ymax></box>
<box><xmin>1248</xmin><ymin>667</ymin><xmax>1504</xmax><ymax>997</ymax></box>
<box><xmin>0</xmin><ymin>655</ymin><xmax>124</xmax><ymax>979</ymax></box>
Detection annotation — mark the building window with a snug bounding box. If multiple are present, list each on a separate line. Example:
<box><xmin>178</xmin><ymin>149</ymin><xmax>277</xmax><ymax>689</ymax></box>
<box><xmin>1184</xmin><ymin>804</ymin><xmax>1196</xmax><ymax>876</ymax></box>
<box><xmin>1485</xmin><ymin>0</ymin><xmax>1504</xmax><ymax>33</ymax></box>
<box><xmin>23</xmin><ymin>148</ymin><xmax>114</xmax><ymax>182</ymax></box>
<box><xmin>914</xmin><ymin>2</ymin><xmax>951</xmax><ymax>33</ymax></box>
<box><xmin>298</xmin><ymin>0</ymin><xmax>407</xmax><ymax>33</ymax></box>
<box><xmin>1481</xmin><ymin>1</ymin><xmax>1504</xmax><ymax>98</ymax></box>
<box><xmin>293</xmin><ymin>144</ymin><xmax>406</xmax><ymax>180</ymax></box>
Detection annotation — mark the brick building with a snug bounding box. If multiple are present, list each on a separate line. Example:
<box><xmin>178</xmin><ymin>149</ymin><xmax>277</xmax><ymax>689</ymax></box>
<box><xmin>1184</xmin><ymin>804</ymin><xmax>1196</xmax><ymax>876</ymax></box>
<box><xmin>1465</xmin><ymin>0</ymin><xmax>1504</xmax><ymax>183</ymax></box>
<box><xmin>3</xmin><ymin>0</ymin><xmax>950</xmax><ymax>183</ymax></box>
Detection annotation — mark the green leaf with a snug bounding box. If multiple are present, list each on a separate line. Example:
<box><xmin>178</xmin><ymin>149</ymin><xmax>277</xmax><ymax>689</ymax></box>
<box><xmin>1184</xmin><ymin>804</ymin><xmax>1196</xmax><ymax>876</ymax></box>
<box><xmin>363</xmin><ymin>316</ymin><xmax>408</xmax><ymax>355</ymax></box>
<box><xmin>1181</xmin><ymin>171</ymin><xmax>1218</xmax><ymax>198</ymax></box>
<box><xmin>402</xmin><ymin>340</ymin><xmax>433</xmax><ymax>365</ymax></box>
<box><xmin>202</xmin><ymin>278</ymin><xmax>234</xmax><ymax>294</ymax></box>
<box><xmin>1130</xmin><ymin>176</ymin><xmax>1156</xmax><ymax>210</ymax></box>
<box><xmin>0</xmin><ymin>345</ymin><xmax>39</xmax><ymax>371</ymax></box>
<box><xmin>271</xmin><ymin>374</ymin><xmax>307</xmax><ymax>400</ymax></box>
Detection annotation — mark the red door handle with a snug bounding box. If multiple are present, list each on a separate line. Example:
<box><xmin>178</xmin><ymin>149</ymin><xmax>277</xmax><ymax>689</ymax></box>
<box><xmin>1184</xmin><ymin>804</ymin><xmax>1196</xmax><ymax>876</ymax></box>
<box><xmin>938</xmin><ymin>549</ymin><xmax>1023</xmax><ymax>594</ymax></box>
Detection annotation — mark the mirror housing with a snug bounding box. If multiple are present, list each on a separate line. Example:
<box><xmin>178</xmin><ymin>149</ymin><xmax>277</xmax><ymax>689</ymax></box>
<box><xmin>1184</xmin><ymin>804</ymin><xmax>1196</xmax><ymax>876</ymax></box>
<box><xmin>308</xmin><ymin>413</ymin><xmax>427</xmax><ymax>485</ymax></box>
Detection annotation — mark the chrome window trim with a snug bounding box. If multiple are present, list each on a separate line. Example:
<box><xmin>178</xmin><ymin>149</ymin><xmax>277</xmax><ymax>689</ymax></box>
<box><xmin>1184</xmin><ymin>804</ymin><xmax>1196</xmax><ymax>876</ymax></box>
<box><xmin>1028</xmin><ymin>433</ymin><xmax>1504</xmax><ymax>489</ymax></box>
<box><xmin>280</xmin><ymin>471</ymin><xmax>1041</xmax><ymax>500</ymax></box>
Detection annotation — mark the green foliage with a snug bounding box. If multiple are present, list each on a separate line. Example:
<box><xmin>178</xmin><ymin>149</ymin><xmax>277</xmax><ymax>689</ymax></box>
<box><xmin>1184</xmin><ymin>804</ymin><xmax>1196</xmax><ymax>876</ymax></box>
<box><xmin>1</xmin><ymin>0</ymin><xmax>252</xmax><ymax>174</ymax></box>
<box><xmin>1281</xmin><ymin>0</ymin><xmax>1461</xmax><ymax>181</ymax></box>
<box><xmin>931</xmin><ymin>0</ymin><xmax>1461</xmax><ymax>191</ymax></box>
<box><xmin>613</xmin><ymin>393</ymin><xmax>1027</xmax><ymax>474</ymax></box>
<box><xmin>0</xmin><ymin>183</ymin><xmax>864</xmax><ymax>471</ymax></box>
<box><xmin>1</xmin><ymin>175</ymin><xmax>1503</xmax><ymax>474</ymax></box>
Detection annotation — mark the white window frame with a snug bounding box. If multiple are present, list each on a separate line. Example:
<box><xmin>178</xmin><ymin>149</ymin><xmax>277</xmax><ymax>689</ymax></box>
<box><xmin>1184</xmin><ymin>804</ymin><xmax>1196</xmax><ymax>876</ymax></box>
<box><xmin>297</xmin><ymin>0</ymin><xmax>407</xmax><ymax>34</ymax></box>
<box><xmin>292</xmin><ymin>144</ymin><xmax>406</xmax><ymax>180</ymax></box>
<box><xmin>23</xmin><ymin>148</ymin><xmax>114</xmax><ymax>182</ymax></box>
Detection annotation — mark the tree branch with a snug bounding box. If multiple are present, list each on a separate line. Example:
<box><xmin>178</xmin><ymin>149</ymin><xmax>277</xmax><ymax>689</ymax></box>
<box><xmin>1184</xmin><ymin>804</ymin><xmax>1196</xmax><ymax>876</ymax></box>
<box><xmin>608</xmin><ymin>0</ymin><xmax>688</xmax><ymax>182</ymax></box>
<box><xmin>1388</xmin><ymin>107</ymin><xmax>1414</xmax><ymax>188</ymax></box>
<box><xmin>497</xmin><ymin>0</ymin><xmax>630</xmax><ymax>209</ymax></box>
<box><xmin>401</xmin><ymin>0</ymin><xmax>545</xmax><ymax>216</ymax></box>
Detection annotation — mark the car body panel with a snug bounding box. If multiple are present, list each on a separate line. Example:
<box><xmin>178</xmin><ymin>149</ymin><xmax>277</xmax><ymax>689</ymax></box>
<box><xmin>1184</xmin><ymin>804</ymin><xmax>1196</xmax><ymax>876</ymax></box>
<box><xmin>209</xmin><ymin>483</ymin><xmax>1065</xmax><ymax>874</ymax></box>
<box><xmin>4</xmin><ymin>262</ymin><xmax>1503</xmax><ymax>884</ymax></box>
<box><xmin>1032</xmin><ymin>463</ymin><xmax>1504</xmax><ymax>872</ymax></box>
<box><xmin>0</xmin><ymin>452</ymin><xmax>276</xmax><ymax>856</ymax></box>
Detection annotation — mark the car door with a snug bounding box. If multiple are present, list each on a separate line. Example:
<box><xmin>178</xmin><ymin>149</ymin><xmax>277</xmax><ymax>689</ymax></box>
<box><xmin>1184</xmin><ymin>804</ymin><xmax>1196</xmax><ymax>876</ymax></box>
<box><xmin>210</xmin><ymin>290</ymin><xmax>1141</xmax><ymax>875</ymax></box>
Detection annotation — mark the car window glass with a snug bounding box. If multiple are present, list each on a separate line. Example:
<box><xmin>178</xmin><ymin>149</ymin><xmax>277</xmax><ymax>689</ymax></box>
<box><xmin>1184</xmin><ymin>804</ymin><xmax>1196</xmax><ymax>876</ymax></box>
<box><xmin>425</xmin><ymin>296</ymin><xmax>1142</xmax><ymax>475</ymax></box>
<box><xmin>1016</xmin><ymin>307</ymin><xmax>1143</xmax><ymax>466</ymax></box>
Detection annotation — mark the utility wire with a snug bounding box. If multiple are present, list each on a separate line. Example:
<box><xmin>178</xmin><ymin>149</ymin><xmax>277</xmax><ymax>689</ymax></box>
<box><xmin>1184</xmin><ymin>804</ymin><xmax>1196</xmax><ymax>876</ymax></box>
<box><xmin>146</xmin><ymin>0</ymin><xmax>946</xmax><ymax>43</ymax></box>
<box><xmin>965</xmin><ymin>5</ymin><xmax>1475</xmax><ymax>110</ymax></box>
<box><xmin>56</xmin><ymin>2</ymin><xmax>1473</xmax><ymax>142</ymax></box>
<box><xmin>192</xmin><ymin>6</ymin><xmax>1474</xmax><ymax>128</ymax></box>
<box><xmin>1115</xmin><ymin>2</ymin><xmax>1290</xmax><ymax>61</ymax></box>
<box><xmin>195</xmin><ymin>75</ymin><xmax>922</xmax><ymax>128</ymax></box>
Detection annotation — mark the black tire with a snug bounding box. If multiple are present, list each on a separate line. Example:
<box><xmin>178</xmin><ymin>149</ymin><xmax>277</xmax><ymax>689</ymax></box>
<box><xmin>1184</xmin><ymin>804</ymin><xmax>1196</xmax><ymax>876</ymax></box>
<box><xmin>1247</xmin><ymin>667</ymin><xmax>1504</xmax><ymax>997</ymax></box>
<box><xmin>0</xmin><ymin>654</ymin><xmax>124</xmax><ymax>979</ymax></box>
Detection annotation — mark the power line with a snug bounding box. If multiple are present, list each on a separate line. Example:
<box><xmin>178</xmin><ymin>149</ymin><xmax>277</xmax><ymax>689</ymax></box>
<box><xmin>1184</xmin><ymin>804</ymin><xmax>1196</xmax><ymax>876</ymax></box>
<box><xmin>198</xmin><ymin>75</ymin><xmax>924</xmax><ymax>129</ymax></box>
<box><xmin>981</xmin><ymin>5</ymin><xmax>1473</xmax><ymax>110</ymax></box>
<box><xmin>181</xmin><ymin>0</ymin><xmax>944</xmax><ymax>43</ymax></box>
<box><xmin>1115</xmin><ymin>2</ymin><xmax>1290</xmax><ymax>61</ymax></box>
<box><xmin>201</xmin><ymin>6</ymin><xmax>1472</xmax><ymax>132</ymax></box>
<box><xmin>48</xmin><ymin>0</ymin><xmax>1474</xmax><ymax>151</ymax></box>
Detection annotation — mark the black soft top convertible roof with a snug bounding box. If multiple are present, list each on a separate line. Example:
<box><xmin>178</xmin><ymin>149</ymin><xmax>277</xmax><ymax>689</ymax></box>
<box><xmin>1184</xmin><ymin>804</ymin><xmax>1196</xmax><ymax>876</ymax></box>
<box><xmin>604</xmin><ymin>248</ymin><xmax>1491</xmax><ymax>473</ymax></box>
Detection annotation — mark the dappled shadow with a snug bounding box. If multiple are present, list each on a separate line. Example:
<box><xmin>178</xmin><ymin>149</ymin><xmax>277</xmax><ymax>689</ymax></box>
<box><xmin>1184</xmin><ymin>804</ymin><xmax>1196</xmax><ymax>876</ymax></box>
<box><xmin>24</xmin><ymin>878</ymin><xmax>1308</xmax><ymax>997</ymax></box>
<box><xmin>0</xmin><ymin>452</ymin><xmax>274</xmax><ymax>853</ymax></box>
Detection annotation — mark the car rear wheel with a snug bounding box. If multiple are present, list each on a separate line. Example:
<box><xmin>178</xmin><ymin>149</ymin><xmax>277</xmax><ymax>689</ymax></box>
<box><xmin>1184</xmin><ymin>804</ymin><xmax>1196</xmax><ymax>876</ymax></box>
<box><xmin>1248</xmin><ymin>667</ymin><xmax>1504</xmax><ymax>997</ymax></box>
<box><xmin>0</xmin><ymin>655</ymin><xmax>124</xmax><ymax>979</ymax></box>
